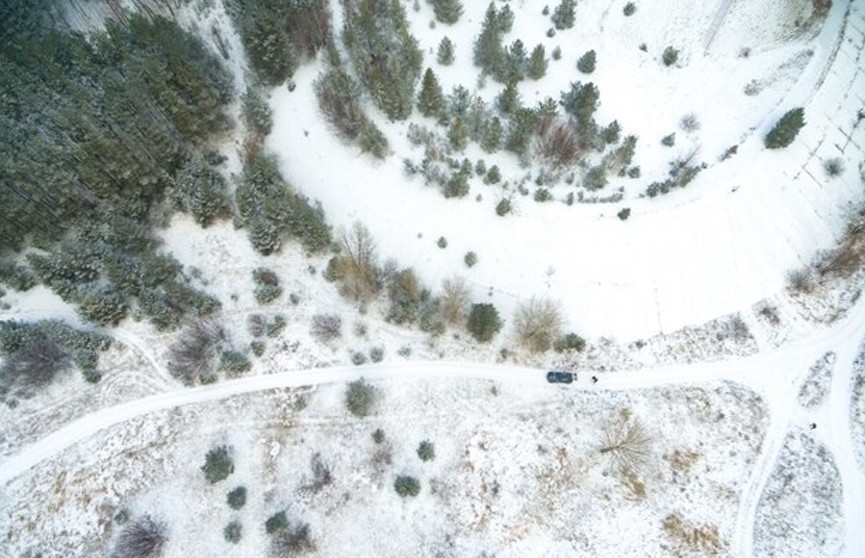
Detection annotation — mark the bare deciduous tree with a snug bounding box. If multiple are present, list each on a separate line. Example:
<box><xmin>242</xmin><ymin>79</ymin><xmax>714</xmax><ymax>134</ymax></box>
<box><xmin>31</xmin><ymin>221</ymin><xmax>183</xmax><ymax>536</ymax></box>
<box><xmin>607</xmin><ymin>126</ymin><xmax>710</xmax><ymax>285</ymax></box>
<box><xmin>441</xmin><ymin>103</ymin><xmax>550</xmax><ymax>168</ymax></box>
<box><xmin>513</xmin><ymin>297</ymin><xmax>563</xmax><ymax>352</ymax></box>
<box><xmin>112</xmin><ymin>515</ymin><xmax>167</xmax><ymax>558</ymax></box>
<box><xmin>333</xmin><ymin>222</ymin><xmax>380</xmax><ymax>302</ymax></box>
<box><xmin>310</xmin><ymin>313</ymin><xmax>342</xmax><ymax>343</ymax></box>
<box><xmin>440</xmin><ymin>276</ymin><xmax>470</xmax><ymax>324</ymax></box>
<box><xmin>599</xmin><ymin>413</ymin><xmax>652</xmax><ymax>474</ymax></box>
<box><xmin>167</xmin><ymin>319</ymin><xmax>227</xmax><ymax>385</ymax></box>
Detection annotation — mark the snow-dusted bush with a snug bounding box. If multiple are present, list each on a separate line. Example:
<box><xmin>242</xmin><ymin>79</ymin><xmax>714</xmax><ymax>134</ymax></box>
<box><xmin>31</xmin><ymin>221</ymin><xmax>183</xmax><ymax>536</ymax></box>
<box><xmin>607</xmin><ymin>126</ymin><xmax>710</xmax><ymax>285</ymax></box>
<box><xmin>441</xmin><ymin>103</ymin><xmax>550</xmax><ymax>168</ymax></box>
<box><xmin>218</xmin><ymin>350</ymin><xmax>251</xmax><ymax>376</ymax></box>
<box><xmin>111</xmin><ymin>515</ymin><xmax>167</xmax><ymax>558</ymax></box>
<box><xmin>485</xmin><ymin>165</ymin><xmax>502</xmax><ymax>183</ymax></box>
<box><xmin>77</xmin><ymin>285</ymin><xmax>129</xmax><ymax>326</ymax></box>
<box><xmin>351</xmin><ymin>351</ymin><xmax>368</xmax><ymax>365</ymax></box>
<box><xmin>430</xmin><ymin>0</ymin><xmax>463</xmax><ymax>24</ymax></box>
<box><xmin>536</xmin><ymin>115</ymin><xmax>581</xmax><ymax>167</ymax></box>
<box><xmin>441</xmin><ymin>277</ymin><xmax>470</xmax><ymax>324</ymax></box>
<box><xmin>823</xmin><ymin>157</ymin><xmax>845</xmax><ymax>177</ymax></box>
<box><xmin>437</xmin><ymin>36</ymin><xmax>455</xmax><ymax>65</ymax></box>
<box><xmin>227</xmin><ymin>486</ymin><xmax>247</xmax><ymax>510</ymax></box>
<box><xmin>554</xmin><ymin>332</ymin><xmax>586</xmax><ymax>353</ymax></box>
<box><xmin>270</xmin><ymin>522</ymin><xmax>314</xmax><ymax>554</ymax></box>
<box><xmin>345</xmin><ymin>377</ymin><xmax>378</xmax><ymax>417</ymax></box>
<box><xmin>372</xmin><ymin>428</ymin><xmax>386</xmax><ymax>444</ymax></box>
<box><xmin>306</xmin><ymin>453</ymin><xmax>333</xmax><ymax>492</ymax></box>
<box><xmin>417</xmin><ymin>440</ymin><xmax>436</xmax><ymax>461</ymax></box>
<box><xmin>551</xmin><ymin>0</ymin><xmax>576</xmax><ymax>30</ymax></box>
<box><xmin>241</xmin><ymin>87</ymin><xmax>273</xmax><ymax>136</ymax></box>
<box><xmin>265</xmin><ymin>511</ymin><xmax>288</xmax><ymax>535</ymax></box>
<box><xmin>765</xmin><ymin>107</ymin><xmax>806</xmax><ymax>147</ymax></box>
<box><xmin>253</xmin><ymin>267</ymin><xmax>283</xmax><ymax>305</ymax></box>
<box><xmin>661</xmin><ymin>133</ymin><xmax>676</xmax><ymax>147</ymax></box>
<box><xmin>623</xmin><ymin>2</ymin><xmax>636</xmax><ymax>16</ymax></box>
<box><xmin>464</xmin><ymin>251</ymin><xmax>479</xmax><ymax>268</ymax></box>
<box><xmin>577</xmin><ymin>50</ymin><xmax>596</xmax><ymax>74</ymax></box>
<box><xmin>387</xmin><ymin>268</ymin><xmax>427</xmax><ymax>324</ymax></box>
<box><xmin>394</xmin><ymin>475</ymin><xmax>421</xmax><ymax>497</ymax></box>
<box><xmin>599</xmin><ymin>414</ymin><xmax>652</xmax><ymax>473</ymax></box>
<box><xmin>202</xmin><ymin>445</ymin><xmax>234</xmax><ymax>484</ymax></box>
<box><xmin>0</xmin><ymin>260</ymin><xmax>37</xmax><ymax>292</ymax></box>
<box><xmin>680</xmin><ymin>113</ymin><xmax>700</xmax><ymax>133</ymax></box>
<box><xmin>370</xmin><ymin>346</ymin><xmax>385</xmax><ymax>363</ymax></box>
<box><xmin>467</xmin><ymin>303</ymin><xmax>501</xmax><ymax>342</ymax></box>
<box><xmin>311</xmin><ymin>314</ymin><xmax>342</xmax><ymax>343</ymax></box>
<box><xmin>328</xmin><ymin>222</ymin><xmax>381</xmax><ymax>302</ymax></box>
<box><xmin>224</xmin><ymin>521</ymin><xmax>242</xmax><ymax>544</ymax></box>
<box><xmin>662</xmin><ymin>46</ymin><xmax>679</xmax><ymax>66</ymax></box>
<box><xmin>617</xmin><ymin>208</ymin><xmax>632</xmax><ymax>221</ymax></box>
<box><xmin>168</xmin><ymin>319</ymin><xmax>227</xmax><ymax>386</ymax></box>
<box><xmin>513</xmin><ymin>298</ymin><xmax>563</xmax><ymax>352</ymax></box>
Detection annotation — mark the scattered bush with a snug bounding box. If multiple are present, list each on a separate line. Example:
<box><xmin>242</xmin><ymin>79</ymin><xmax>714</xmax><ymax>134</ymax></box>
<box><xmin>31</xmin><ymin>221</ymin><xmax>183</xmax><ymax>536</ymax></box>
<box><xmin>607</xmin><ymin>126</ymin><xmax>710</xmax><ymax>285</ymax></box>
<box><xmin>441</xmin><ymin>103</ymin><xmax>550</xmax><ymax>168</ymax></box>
<box><xmin>224</xmin><ymin>521</ymin><xmax>242</xmax><ymax>544</ymax></box>
<box><xmin>250</xmin><ymin>340</ymin><xmax>265</xmax><ymax>357</ymax></box>
<box><xmin>551</xmin><ymin>0</ymin><xmax>576</xmax><ymax>29</ymax></box>
<box><xmin>351</xmin><ymin>350</ymin><xmax>368</xmax><ymax>365</ymax></box>
<box><xmin>202</xmin><ymin>445</ymin><xmax>234</xmax><ymax>484</ymax></box>
<box><xmin>513</xmin><ymin>298</ymin><xmax>563</xmax><ymax>352</ymax></box>
<box><xmin>372</xmin><ymin>428</ymin><xmax>386</xmax><ymax>444</ymax></box>
<box><xmin>464</xmin><ymin>251</ymin><xmax>478</xmax><ymax>268</ymax></box>
<box><xmin>623</xmin><ymin>2</ymin><xmax>636</xmax><ymax>16</ymax></box>
<box><xmin>345</xmin><ymin>377</ymin><xmax>377</xmax><ymax>417</ymax></box>
<box><xmin>680</xmin><ymin>113</ymin><xmax>700</xmax><ymax>133</ymax></box>
<box><xmin>787</xmin><ymin>268</ymin><xmax>815</xmax><ymax>293</ymax></box>
<box><xmin>394</xmin><ymin>475</ymin><xmax>421</xmax><ymax>497</ymax></box>
<box><xmin>467</xmin><ymin>303</ymin><xmax>502</xmax><ymax>342</ymax></box>
<box><xmin>111</xmin><ymin>515</ymin><xmax>167</xmax><ymax>558</ymax></box>
<box><xmin>534</xmin><ymin>188</ymin><xmax>552</xmax><ymax>202</ymax></box>
<box><xmin>218</xmin><ymin>350</ymin><xmax>251</xmax><ymax>376</ymax></box>
<box><xmin>417</xmin><ymin>440</ymin><xmax>436</xmax><ymax>461</ymax></box>
<box><xmin>600</xmin><ymin>414</ymin><xmax>652</xmax><ymax>473</ymax></box>
<box><xmin>584</xmin><ymin>165</ymin><xmax>608</xmax><ymax>190</ymax></box>
<box><xmin>227</xmin><ymin>486</ymin><xmax>247</xmax><ymax>510</ymax></box>
<box><xmin>552</xmin><ymin>46</ymin><xmax>562</xmax><ymax>60</ymax></box>
<box><xmin>253</xmin><ymin>267</ymin><xmax>283</xmax><ymax>305</ymax></box>
<box><xmin>271</xmin><ymin>522</ymin><xmax>314</xmax><ymax>554</ymax></box>
<box><xmin>496</xmin><ymin>198</ymin><xmax>512</xmax><ymax>217</ymax></box>
<box><xmin>824</xmin><ymin>157</ymin><xmax>845</xmax><ymax>177</ymax></box>
<box><xmin>661</xmin><ymin>133</ymin><xmax>676</xmax><ymax>147</ymax></box>
<box><xmin>265</xmin><ymin>511</ymin><xmax>288</xmax><ymax>535</ymax></box>
<box><xmin>536</xmin><ymin>116</ymin><xmax>581</xmax><ymax>168</ymax></box>
<box><xmin>618</xmin><ymin>208</ymin><xmax>631</xmax><ymax>220</ymax></box>
<box><xmin>266</xmin><ymin>315</ymin><xmax>287</xmax><ymax>337</ymax></box>
<box><xmin>765</xmin><ymin>107</ymin><xmax>805</xmax><ymax>149</ymax></box>
<box><xmin>577</xmin><ymin>50</ymin><xmax>596</xmax><ymax>74</ymax></box>
<box><xmin>370</xmin><ymin>346</ymin><xmax>385</xmax><ymax>363</ymax></box>
<box><xmin>311</xmin><ymin>313</ymin><xmax>342</xmax><ymax>343</ymax></box>
<box><xmin>485</xmin><ymin>165</ymin><xmax>502</xmax><ymax>184</ymax></box>
<box><xmin>554</xmin><ymin>332</ymin><xmax>586</xmax><ymax>353</ymax></box>
<box><xmin>437</xmin><ymin>36</ymin><xmax>455</xmax><ymax>65</ymax></box>
<box><xmin>306</xmin><ymin>452</ymin><xmax>333</xmax><ymax>492</ymax></box>
<box><xmin>662</xmin><ymin>46</ymin><xmax>679</xmax><ymax>66</ymax></box>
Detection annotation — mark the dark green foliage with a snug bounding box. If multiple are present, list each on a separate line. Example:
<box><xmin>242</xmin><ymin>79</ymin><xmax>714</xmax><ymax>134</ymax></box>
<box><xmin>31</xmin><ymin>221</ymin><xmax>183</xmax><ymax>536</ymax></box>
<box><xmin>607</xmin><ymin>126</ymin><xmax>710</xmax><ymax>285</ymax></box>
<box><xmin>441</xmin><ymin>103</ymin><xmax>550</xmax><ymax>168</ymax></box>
<box><xmin>372</xmin><ymin>428</ymin><xmax>386</xmax><ymax>444</ymax></box>
<box><xmin>602</xmin><ymin>121</ymin><xmax>621</xmax><ymax>145</ymax></box>
<box><xmin>265</xmin><ymin>511</ymin><xmax>288</xmax><ymax>535</ymax></box>
<box><xmin>250</xmin><ymin>340</ymin><xmax>265</xmax><ymax>357</ymax></box>
<box><xmin>584</xmin><ymin>166</ymin><xmax>607</xmax><ymax>190</ymax></box>
<box><xmin>77</xmin><ymin>285</ymin><xmax>129</xmax><ymax>326</ymax></box>
<box><xmin>315</xmin><ymin>64</ymin><xmax>389</xmax><ymax>158</ymax></box>
<box><xmin>417</xmin><ymin>440</ymin><xmax>436</xmax><ymax>461</ymax></box>
<box><xmin>501</xmin><ymin>40</ymin><xmax>528</xmax><ymax>82</ymax></box>
<box><xmin>765</xmin><ymin>108</ymin><xmax>805</xmax><ymax>149</ymax></box>
<box><xmin>448</xmin><ymin>117</ymin><xmax>468</xmax><ymax>151</ymax></box>
<box><xmin>554</xmin><ymin>333</ymin><xmax>586</xmax><ymax>353</ymax></box>
<box><xmin>394</xmin><ymin>475</ymin><xmax>421</xmax><ymax>497</ymax></box>
<box><xmin>345</xmin><ymin>377</ymin><xmax>377</xmax><ymax>417</ymax></box>
<box><xmin>171</xmin><ymin>157</ymin><xmax>232</xmax><ymax>227</ymax></box>
<box><xmin>202</xmin><ymin>446</ymin><xmax>234</xmax><ymax>484</ymax></box>
<box><xmin>560</xmin><ymin>82</ymin><xmax>600</xmax><ymax>128</ymax></box>
<box><xmin>266</xmin><ymin>315</ymin><xmax>287</xmax><ymax>337</ymax></box>
<box><xmin>370</xmin><ymin>346</ymin><xmax>385</xmax><ymax>362</ymax></box>
<box><xmin>444</xmin><ymin>168</ymin><xmax>470</xmax><ymax>198</ymax></box>
<box><xmin>0</xmin><ymin>16</ymin><xmax>232</xmax><ymax>251</ymax></box>
<box><xmin>227</xmin><ymin>0</ymin><xmax>330</xmax><ymax>85</ymax></box>
<box><xmin>387</xmin><ymin>268</ymin><xmax>427</xmax><ymax>324</ymax></box>
<box><xmin>241</xmin><ymin>88</ymin><xmax>273</xmax><ymax>136</ymax></box>
<box><xmin>474</xmin><ymin>4</ymin><xmax>506</xmax><ymax>77</ymax></box>
<box><xmin>224</xmin><ymin>521</ymin><xmax>242</xmax><ymax>544</ymax></box>
<box><xmin>430</xmin><ymin>0</ymin><xmax>463</xmax><ymax>24</ymax></box>
<box><xmin>235</xmin><ymin>152</ymin><xmax>331</xmax><ymax>255</ymax></box>
<box><xmin>662</xmin><ymin>46</ymin><xmax>679</xmax><ymax>66</ymax></box>
<box><xmin>0</xmin><ymin>319</ymin><xmax>110</xmax><ymax>395</ymax></box>
<box><xmin>342</xmin><ymin>0</ymin><xmax>422</xmax><ymax>120</ymax></box>
<box><xmin>417</xmin><ymin>69</ymin><xmax>446</xmax><ymax>118</ymax></box>
<box><xmin>464</xmin><ymin>251</ymin><xmax>479</xmax><ymax>267</ymax></box>
<box><xmin>253</xmin><ymin>267</ymin><xmax>283</xmax><ymax>305</ymax></box>
<box><xmin>496</xmin><ymin>4</ymin><xmax>515</xmax><ymax>33</ymax></box>
<box><xmin>528</xmin><ymin>44</ymin><xmax>548</xmax><ymax>80</ymax></box>
<box><xmin>617</xmin><ymin>208</ymin><xmax>631</xmax><ymax>220</ymax></box>
<box><xmin>534</xmin><ymin>188</ymin><xmax>552</xmax><ymax>202</ymax></box>
<box><xmin>227</xmin><ymin>486</ymin><xmax>247</xmax><ymax>510</ymax></box>
<box><xmin>552</xmin><ymin>46</ymin><xmax>562</xmax><ymax>60</ymax></box>
<box><xmin>577</xmin><ymin>50</ymin><xmax>596</xmax><ymax>74</ymax></box>
<box><xmin>496</xmin><ymin>198</ymin><xmax>512</xmax><ymax>216</ymax></box>
<box><xmin>351</xmin><ymin>351</ymin><xmax>368</xmax><ymax>365</ymax></box>
<box><xmin>437</xmin><ymin>36</ymin><xmax>455</xmax><ymax>65</ymax></box>
<box><xmin>497</xmin><ymin>82</ymin><xmax>522</xmax><ymax>115</ymax></box>
<box><xmin>0</xmin><ymin>260</ymin><xmax>37</xmax><ymax>292</ymax></box>
<box><xmin>505</xmin><ymin>108</ymin><xmax>541</xmax><ymax>159</ymax></box>
<box><xmin>219</xmin><ymin>350</ymin><xmax>251</xmax><ymax>376</ymax></box>
<box><xmin>623</xmin><ymin>2</ymin><xmax>637</xmax><ymax>16</ymax></box>
<box><xmin>661</xmin><ymin>133</ymin><xmax>676</xmax><ymax>147</ymax></box>
<box><xmin>467</xmin><ymin>303</ymin><xmax>502</xmax><ymax>342</ymax></box>
<box><xmin>481</xmin><ymin>119</ymin><xmax>503</xmax><ymax>153</ymax></box>
<box><xmin>114</xmin><ymin>509</ymin><xmax>130</xmax><ymax>525</ymax></box>
<box><xmin>552</xmin><ymin>0</ymin><xmax>576</xmax><ymax>29</ymax></box>
<box><xmin>437</xmin><ymin>237</ymin><xmax>448</xmax><ymax>248</ymax></box>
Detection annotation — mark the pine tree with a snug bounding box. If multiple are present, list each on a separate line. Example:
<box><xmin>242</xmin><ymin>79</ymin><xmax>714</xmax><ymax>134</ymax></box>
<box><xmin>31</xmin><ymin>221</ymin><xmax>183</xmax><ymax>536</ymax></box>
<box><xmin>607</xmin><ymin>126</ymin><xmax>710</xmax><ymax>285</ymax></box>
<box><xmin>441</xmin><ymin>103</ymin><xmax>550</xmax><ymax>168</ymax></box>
<box><xmin>496</xmin><ymin>4</ymin><xmax>514</xmax><ymax>33</ymax></box>
<box><xmin>448</xmin><ymin>116</ymin><xmax>468</xmax><ymax>151</ymax></box>
<box><xmin>431</xmin><ymin>0</ymin><xmax>463</xmax><ymax>24</ymax></box>
<box><xmin>552</xmin><ymin>0</ymin><xmax>576</xmax><ymax>30</ymax></box>
<box><xmin>528</xmin><ymin>44</ymin><xmax>548</xmax><ymax>80</ymax></box>
<box><xmin>473</xmin><ymin>4</ymin><xmax>504</xmax><ymax>76</ymax></box>
<box><xmin>765</xmin><ymin>108</ymin><xmax>805</xmax><ymax>149</ymax></box>
<box><xmin>501</xmin><ymin>39</ymin><xmax>527</xmax><ymax>82</ymax></box>
<box><xmin>437</xmin><ymin>36</ymin><xmax>455</xmax><ymax>65</ymax></box>
<box><xmin>577</xmin><ymin>50</ymin><xmax>596</xmax><ymax>74</ymax></box>
<box><xmin>560</xmin><ymin>82</ymin><xmax>599</xmax><ymax>128</ymax></box>
<box><xmin>497</xmin><ymin>81</ymin><xmax>521</xmax><ymax>115</ymax></box>
<box><xmin>481</xmin><ymin>117</ymin><xmax>502</xmax><ymax>152</ymax></box>
<box><xmin>417</xmin><ymin>68</ymin><xmax>445</xmax><ymax>118</ymax></box>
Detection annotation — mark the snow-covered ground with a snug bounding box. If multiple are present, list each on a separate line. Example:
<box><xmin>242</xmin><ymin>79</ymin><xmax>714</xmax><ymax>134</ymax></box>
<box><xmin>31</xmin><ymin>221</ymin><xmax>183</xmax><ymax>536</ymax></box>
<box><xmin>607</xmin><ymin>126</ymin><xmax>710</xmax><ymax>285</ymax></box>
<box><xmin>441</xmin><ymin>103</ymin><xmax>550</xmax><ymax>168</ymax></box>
<box><xmin>2</xmin><ymin>0</ymin><xmax>865</xmax><ymax>556</ymax></box>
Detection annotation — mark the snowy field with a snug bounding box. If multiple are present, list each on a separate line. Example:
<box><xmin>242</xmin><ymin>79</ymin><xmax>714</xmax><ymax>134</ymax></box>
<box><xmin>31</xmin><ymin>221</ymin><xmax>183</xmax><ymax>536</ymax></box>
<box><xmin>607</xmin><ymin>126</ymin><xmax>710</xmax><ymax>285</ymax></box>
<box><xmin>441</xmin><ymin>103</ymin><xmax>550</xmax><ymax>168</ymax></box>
<box><xmin>2</xmin><ymin>0</ymin><xmax>865</xmax><ymax>557</ymax></box>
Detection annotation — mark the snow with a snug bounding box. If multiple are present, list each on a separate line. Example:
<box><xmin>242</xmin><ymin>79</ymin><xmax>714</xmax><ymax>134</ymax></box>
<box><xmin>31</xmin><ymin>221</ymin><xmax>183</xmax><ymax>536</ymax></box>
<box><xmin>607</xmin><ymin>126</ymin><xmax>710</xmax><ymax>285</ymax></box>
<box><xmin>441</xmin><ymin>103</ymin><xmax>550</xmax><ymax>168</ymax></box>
<box><xmin>2</xmin><ymin>0</ymin><xmax>865</xmax><ymax>557</ymax></box>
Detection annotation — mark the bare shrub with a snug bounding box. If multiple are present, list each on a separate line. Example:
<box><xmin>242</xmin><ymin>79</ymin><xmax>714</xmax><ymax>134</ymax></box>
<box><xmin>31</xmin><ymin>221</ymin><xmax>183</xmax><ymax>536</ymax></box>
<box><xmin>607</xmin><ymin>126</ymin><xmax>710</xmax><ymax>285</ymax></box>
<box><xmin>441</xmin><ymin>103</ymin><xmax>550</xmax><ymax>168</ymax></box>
<box><xmin>513</xmin><ymin>297</ymin><xmax>563</xmax><ymax>352</ymax></box>
<box><xmin>0</xmin><ymin>328</ymin><xmax>70</xmax><ymax>392</ymax></box>
<box><xmin>167</xmin><ymin>319</ymin><xmax>227</xmax><ymax>385</ymax></box>
<box><xmin>331</xmin><ymin>222</ymin><xmax>380</xmax><ymax>302</ymax></box>
<box><xmin>247</xmin><ymin>313</ymin><xmax>267</xmax><ymax>337</ymax></box>
<box><xmin>599</xmin><ymin>412</ymin><xmax>652</xmax><ymax>474</ymax></box>
<box><xmin>304</xmin><ymin>452</ymin><xmax>333</xmax><ymax>493</ymax></box>
<box><xmin>112</xmin><ymin>515</ymin><xmax>167</xmax><ymax>558</ymax></box>
<box><xmin>311</xmin><ymin>313</ymin><xmax>342</xmax><ymax>342</ymax></box>
<box><xmin>441</xmin><ymin>276</ymin><xmax>470</xmax><ymax>324</ymax></box>
<box><xmin>728</xmin><ymin>315</ymin><xmax>750</xmax><ymax>341</ymax></box>
<box><xmin>536</xmin><ymin>115</ymin><xmax>581</xmax><ymax>167</ymax></box>
<box><xmin>787</xmin><ymin>268</ymin><xmax>815</xmax><ymax>293</ymax></box>
<box><xmin>662</xmin><ymin>513</ymin><xmax>724</xmax><ymax>556</ymax></box>
<box><xmin>823</xmin><ymin>157</ymin><xmax>845</xmax><ymax>178</ymax></box>
<box><xmin>679</xmin><ymin>113</ymin><xmax>700</xmax><ymax>133</ymax></box>
<box><xmin>270</xmin><ymin>522</ymin><xmax>314</xmax><ymax>557</ymax></box>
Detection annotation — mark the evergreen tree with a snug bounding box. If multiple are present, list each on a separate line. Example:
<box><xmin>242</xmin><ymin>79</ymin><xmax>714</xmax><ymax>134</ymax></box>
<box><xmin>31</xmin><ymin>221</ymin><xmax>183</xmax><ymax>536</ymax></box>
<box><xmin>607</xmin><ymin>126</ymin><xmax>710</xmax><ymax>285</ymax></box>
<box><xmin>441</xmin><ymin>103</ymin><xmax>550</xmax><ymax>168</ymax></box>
<box><xmin>601</xmin><ymin>120</ymin><xmax>621</xmax><ymax>145</ymax></box>
<box><xmin>496</xmin><ymin>4</ymin><xmax>515</xmax><ymax>33</ymax></box>
<box><xmin>430</xmin><ymin>0</ymin><xmax>463</xmax><ymax>24</ymax></box>
<box><xmin>552</xmin><ymin>0</ymin><xmax>576</xmax><ymax>30</ymax></box>
<box><xmin>765</xmin><ymin>108</ymin><xmax>805</xmax><ymax>149</ymax></box>
<box><xmin>497</xmin><ymin>81</ymin><xmax>521</xmax><ymax>115</ymax></box>
<box><xmin>528</xmin><ymin>44</ymin><xmax>548</xmax><ymax>80</ymax></box>
<box><xmin>505</xmin><ymin>108</ymin><xmax>540</xmax><ymax>158</ymax></box>
<box><xmin>171</xmin><ymin>157</ymin><xmax>232</xmax><ymax>227</ymax></box>
<box><xmin>560</xmin><ymin>82</ymin><xmax>599</xmax><ymax>128</ymax></box>
<box><xmin>481</xmin><ymin>117</ymin><xmax>503</xmax><ymax>153</ymax></box>
<box><xmin>501</xmin><ymin>40</ymin><xmax>527</xmax><ymax>82</ymax></box>
<box><xmin>467</xmin><ymin>303</ymin><xmax>502</xmax><ymax>342</ymax></box>
<box><xmin>241</xmin><ymin>87</ymin><xmax>273</xmax><ymax>136</ymax></box>
<box><xmin>473</xmin><ymin>4</ymin><xmax>504</xmax><ymax>76</ymax></box>
<box><xmin>577</xmin><ymin>50</ymin><xmax>596</xmax><ymax>74</ymax></box>
<box><xmin>448</xmin><ymin>117</ymin><xmax>468</xmax><ymax>151</ymax></box>
<box><xmin>417</xmin><ymin>68</ymin><xmax>445</xmax><ymax>118</ymax></box>
<box><xmin>437</xmin><ymin>36</ymin><xmax>455</xmax><ymax>65</ymax></box>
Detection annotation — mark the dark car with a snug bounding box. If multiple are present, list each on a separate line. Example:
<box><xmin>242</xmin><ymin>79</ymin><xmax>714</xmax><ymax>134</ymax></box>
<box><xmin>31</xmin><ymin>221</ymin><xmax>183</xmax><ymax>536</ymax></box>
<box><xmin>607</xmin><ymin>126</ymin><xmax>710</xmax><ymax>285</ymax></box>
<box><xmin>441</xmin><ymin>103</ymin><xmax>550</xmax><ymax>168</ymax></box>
<box><xmin>546</xmin><ymin>370</ymin><xmax>574</xmax><ymax>384</ymax></box>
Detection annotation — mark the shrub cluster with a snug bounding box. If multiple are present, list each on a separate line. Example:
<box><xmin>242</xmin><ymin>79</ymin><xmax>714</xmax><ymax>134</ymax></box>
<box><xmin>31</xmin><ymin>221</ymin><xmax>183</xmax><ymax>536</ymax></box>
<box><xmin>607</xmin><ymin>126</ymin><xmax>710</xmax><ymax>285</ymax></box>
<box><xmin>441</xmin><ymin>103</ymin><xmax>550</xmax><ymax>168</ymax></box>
<box><xmin>467</xmin><ymin>303</ymin><xmax>502</xmax><ymax>342</ymax></box>
<box><xmin>253</xmin><ymin>267</ymin><xmax>283</xmax><ymax>305</ymax></box>
<box><xmin>345</xmin><ymin>377</ymin><xmax>378</xmax><ymax>417</ymax></box>
<box><xmin>167</xmin><ymin>319</ymin><xmax>228</xmax><ymax>385</ymax></box>
<box><xmin>202</xmin><ymin>445</ymin><xmax>234</xmax><ymax>484</ymax></box>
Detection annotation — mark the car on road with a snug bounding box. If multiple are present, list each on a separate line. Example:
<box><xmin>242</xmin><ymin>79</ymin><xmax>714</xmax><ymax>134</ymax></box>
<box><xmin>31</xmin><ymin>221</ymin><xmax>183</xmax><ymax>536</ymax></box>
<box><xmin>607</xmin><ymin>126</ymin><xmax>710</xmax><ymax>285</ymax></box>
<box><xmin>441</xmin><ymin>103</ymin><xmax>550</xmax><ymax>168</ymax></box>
<box><xmin>546</xmin><ymin>370</ymin><xmax>574</xmax><ymax>384</ymax></box>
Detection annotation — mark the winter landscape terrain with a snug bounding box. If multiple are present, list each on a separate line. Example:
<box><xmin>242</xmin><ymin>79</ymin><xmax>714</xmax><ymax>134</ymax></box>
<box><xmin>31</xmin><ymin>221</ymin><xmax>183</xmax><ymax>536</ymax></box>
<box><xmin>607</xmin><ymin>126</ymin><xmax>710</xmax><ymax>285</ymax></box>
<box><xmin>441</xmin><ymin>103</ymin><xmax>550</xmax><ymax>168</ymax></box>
<box><xmin>1</xmin><ymin>0</ymin><xmax>864</xmax><ymax>556</ymax></box>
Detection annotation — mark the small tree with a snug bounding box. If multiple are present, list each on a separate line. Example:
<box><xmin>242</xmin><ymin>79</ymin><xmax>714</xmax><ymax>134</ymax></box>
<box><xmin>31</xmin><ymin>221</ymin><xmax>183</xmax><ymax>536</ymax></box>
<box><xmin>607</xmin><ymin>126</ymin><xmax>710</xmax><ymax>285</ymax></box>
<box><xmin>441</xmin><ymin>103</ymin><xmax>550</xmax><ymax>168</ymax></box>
<box><xmin>224</xmin><ymin>521</ymin><xmax>242</xmax><ymax>544</ymax></box>
<box><xmin>513</xmin><ymin>298</ymin><xmax>563</xmax><ymax>352</ymax></box>
<box><xmin>417</xmin><ymin>440</ymin><xmax>436</xmax><ymax>461</ymax></box>
<box><xmin>394</xmin><ymin>475</ymin><xmax>421</xmax><ymax>497</ymax></box>
<box><xmin>600</xmin><ymin>414</ymin><xmax>652</xmax><ymax>473</ymax></box>
<box><xmin>441</xmin><ymin>276</ymin><xmax>470</xmax><ymax>324</ymax></box>
<box><xmin>227</xmin><ymin>486</ymin><xmax>247</xmax><ymax>510</ymax></box>
<box><xmin>417</xmin><ymin>68</ymin><xmax>445</xmax><ymax>118</ymax></box>
<box><xmin>662</xmin><ymin>46</ymin><xmax>679</xmax><ymax>66</ymax></box>
<box><xmin>271</xmin><ymin>522</ymin><xmax>314</xmax><ymax>554</ymax></box>
<box><xmin>623</xmin><ymin>2</ymin><xmax>636</xmax><ymax>16</ymax></box>
<box><xmin>551</xmin><ymin>0</ymin><xmax>576</xmax><ymax>29</ymax></box>
<box><xmin>431</xmin><ymin>0</ymin><xmax>463</xmax><ymax>24</ymax></box>
<box><xmin>202</xmin><ymin>446</ymin><xmax>234</xmax><ymax>484</ymax></box>
<box><xmin>467</xmin><ymin>303</ymin><xmax>502</xmax><ymax>342</ymax></box>
<box><xmin>345</xmin><ymin>377</ymin><xmax>377</xmax><ymax>417</ymax></box>
<box><xmin>764</xmin><ymin>108</ymin><xmax>805</xmax><ymax>149</ymax></box>
<box><xmin>265</xmin><ymin>511</ymin><xmax>288</xmax><ymax>535</ymax></box>
<box><xmin>437</xmin><ymin>36</ymin><xmax>455</xmax><ymax>65</ymax></box>
<box><xmin>577</xmin><ymin>50</ymin><xmax>596</xmax><ymax>73</ymax></box>
<box><xmin>448</xmin><ymin>116</ymin><xmax>468</xmax><ymax>151</ymax></box>
<box><xmin>528</xmin><ymin>44</ymin><xmax>548</xmax><ymax>80</ymax></box>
